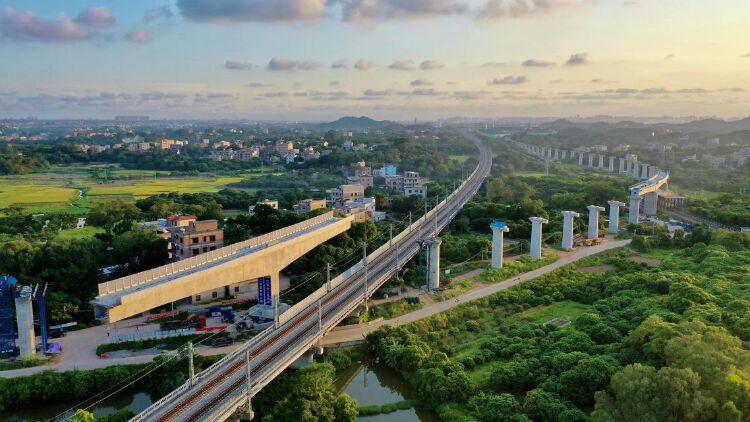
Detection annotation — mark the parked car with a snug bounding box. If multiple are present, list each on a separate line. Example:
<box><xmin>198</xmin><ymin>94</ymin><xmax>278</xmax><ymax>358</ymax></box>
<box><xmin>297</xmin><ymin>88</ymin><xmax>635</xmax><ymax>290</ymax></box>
<box><xmin>212</xmin><ymin>337</ymin><xmax>233</xmax><ymax>347</ymax></box>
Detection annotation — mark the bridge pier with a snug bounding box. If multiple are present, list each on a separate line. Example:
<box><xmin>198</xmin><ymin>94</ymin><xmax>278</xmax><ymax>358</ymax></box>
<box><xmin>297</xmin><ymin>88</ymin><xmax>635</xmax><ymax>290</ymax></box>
<box><xmin>608</xmin><ymin>156</ymin><xmax>615</xmax><ymax>172</ymax></box>
<box><xmin>427</xmin><ymin>237</ymin><xmax>442</xmax><ymax>290</ymax></box>
<box><xmin>529</xmin><ymin>217</ymin><xmax>548</xmax><ymax>259</ymax></box>
<box><xmin>490</xmin><ymin>221</ymin><xmax>509</xmax><ymax>269</ymax></box>
<box><xmin>640</xmin><ymin>163</ymin><xmax>649</xmax><ymax>179</ymax></box>
<box><xmin>561</xmin><ymin>211</ymin><xmax>580</xmax><ymax>251</ymax></box>
<box><xmin>598</xmin><ymin>154</ymin><xmax>605</xmax><ymax>169</ymax></box>
<box><xmin>578</xmin><ymin>152</ymin><xmax>584</xmax><ymax>166</ymax></box>
<box><xmin>607</xmin><ymin>200</ymin><xmax>625</xmax><ymax>234</ymax></box>
<box><xmin>588</xmin><ymin>153</ymin><xmax>594</xmax><ymax>168</ymax></box>
<box><xmin>619</xmin><ymin>158</ymin><xmax>626</xmax><ymax>174</ymax></box>
<box><xmin>587</xmin><ymin>205</ymin><xmax>605</xmax><ymax>240</ymax></box>
<box><xmin>644</xmin><ymin>192</ymin><xmax>659</xmax><ymax>216</ymax></box>
<box><xmin>628</xmin><ymin>193</ymin><xmax>641</xmax><ymax>225</ymax></box>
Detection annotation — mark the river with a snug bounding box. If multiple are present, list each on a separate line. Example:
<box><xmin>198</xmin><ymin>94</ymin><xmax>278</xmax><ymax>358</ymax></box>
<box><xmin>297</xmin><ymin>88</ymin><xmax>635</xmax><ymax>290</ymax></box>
<box><xmin>0</xmin><ymin>392</ymin><xmax>152</xmax><ymax>422</ymax></box>
<box><xmin>337</xmin><ymin>359</ymin><xmax>438</xmax><ymax>422</ymax></box>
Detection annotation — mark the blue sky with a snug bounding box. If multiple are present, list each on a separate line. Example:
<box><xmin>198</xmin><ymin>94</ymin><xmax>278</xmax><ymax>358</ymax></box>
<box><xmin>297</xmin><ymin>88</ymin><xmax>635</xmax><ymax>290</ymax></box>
<box><xmin>1</xmin><ymin>0</ymin><xmax>749</xmax><ymax>120</ymax></box>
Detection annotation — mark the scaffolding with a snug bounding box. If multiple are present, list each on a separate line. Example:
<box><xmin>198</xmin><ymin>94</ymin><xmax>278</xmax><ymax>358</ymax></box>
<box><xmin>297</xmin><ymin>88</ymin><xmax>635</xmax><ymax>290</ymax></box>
<box><xmin>0</xmin><ymin>275</ymin><xmax>17</xmax><ymax>355</ymax></box>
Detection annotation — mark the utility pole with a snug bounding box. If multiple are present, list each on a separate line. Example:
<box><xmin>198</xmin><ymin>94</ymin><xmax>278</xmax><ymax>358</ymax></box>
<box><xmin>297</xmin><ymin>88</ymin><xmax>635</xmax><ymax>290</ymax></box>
<box><xmin>389</xmin><ymin>223</ymin><xmax>393</xmax><ymax>247</ymax></box>
<box><xmin>409</xmin><ymin>212</ymin><xmax>412</xmax><ymax>231</ymax></box>
<box><xmin>187</xmin><ymin>342</ymin><xmax>195</xmax><ymax>386</ymax></box>
<box><xmin>245</xmin><ymin>350</ymin><xmax>254</xmax><ymax>420</ymax></box>
<box><xmin>363</xmin><ymin>243</ymin><xmax>368</xmax><ymax>312</ymax></box>
<box><xmin>318</xmin><ymin>299</ymin><xmax>322</xmax><ymax>332</ymax></box>
<box><xmin>326</xmin><ymin>263</ymin><xmax>331</xmax><ymax>292</ymax></box>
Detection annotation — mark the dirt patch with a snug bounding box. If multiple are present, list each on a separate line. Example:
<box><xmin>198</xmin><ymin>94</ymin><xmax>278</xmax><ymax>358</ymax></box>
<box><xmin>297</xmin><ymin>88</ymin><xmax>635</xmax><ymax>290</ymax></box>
<box><xmin>544</xmin><ymin>317</ymin><xmax>571</xmax><ymax>328</ymax></box>
<box><xmin>577</xmin><ymin>264</ymin><xmax>616</xmax><ymax>274</ymax></box>
<box><xmin>628</xmin><ymin>256</ymin><xmax>663</xmax><ymax>267</ymax></box>
<box><xmin>452</xmin><ymin>268</ymin><xmax>486</xmax><ymax>281</ymax></box>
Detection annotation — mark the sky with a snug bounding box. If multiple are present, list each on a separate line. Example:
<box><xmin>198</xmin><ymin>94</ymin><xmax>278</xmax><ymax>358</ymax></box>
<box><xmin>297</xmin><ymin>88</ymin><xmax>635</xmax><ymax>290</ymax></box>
<box><xmin>0</xmin><ymin>0</ymin><xmax>749</xmax><ymax>121</ymax></box>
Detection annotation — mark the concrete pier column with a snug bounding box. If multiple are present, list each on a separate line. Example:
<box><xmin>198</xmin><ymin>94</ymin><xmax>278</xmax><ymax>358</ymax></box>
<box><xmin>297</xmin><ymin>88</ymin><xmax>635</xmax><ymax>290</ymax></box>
<box><xmin>587</xmin><ymin>205</ymin><xmax>606</xmax><ymax>240</ymax></box>
<box><xmin>628</xmin><ymin>192</ymin><xmax>641</xmax><ymax>225</ymax></box>
<box><xmin>644</xmin><ymin>192</ymin><xmax>659</xmax><ymax>216</ymax></box>
<box><xmin>555</xmin><ymin>149</ymin><xmax>560</xmax><ymax>160</ymax></box>
<box><xmin>561</xmin><ymin>211</ymin><xmax>580</xmax><ymax>251</ymax></box>
<box><xmin>607</xmin><ymin>200</ymin><xmax>625</xmax><ymax>234</ymax></box>
<box><xmin>641</xmin><ymin>163</ymin><xmax>649</xmax><ymax>179</ymax></box>
<box><xmin>14</xmin><ymin>286</ymin><xmax>36</xmax><ymax>358</ymax></box>
<box><xmin>608</xmin><ymin>156</ymin><xmax>615</xmax><ymax>172</ymax></box>
<box><xmin>561</xmin><ymin>150</ymin><xmax>567</xmax><ymax>160</ymax></box>
<box><xmin>588</xmin><ymin>153</ymin><xmax>594</xmax><ymax>168</ymax></box>
<box><xmin>490</xmin><ymin>221</ymin><xmax>509</xmax><ymax>269</ymax></box>
<box><xmin>427</xmin><ymin>237</ymin><xmax>442</xmax><ymax>290</ymax></box>
<box><xmin>598</xmin><ymin>155</ymin><xmax>605</xmax><ymax>169</ymax></box>
<box><xmin>578</xmin><ymin>152</ymin><xmax>584</xmax><ymax>166</ymax></box>
<box><xmin>648</xmin><ymin>166</ymin><xmax>659</xmax><ymax>178</ymax></box>
<box><xmin>632</xmin><ymin>160</ymin><xmax>640</xmax><ymax>178</ymax></box>
<box><xmin>270</xmin><ymin>272</ymin><xmax>281</xmax><ymax>327</ymax></box>
<box><xmin>529</xmin><ymin>217</ymin><xmax>548</xmax><ymax>259</ymax></box>
<box><xmin>619</xmin><ymin>158</ymin><xmax>626</xmax><ymax>174</ymax></box>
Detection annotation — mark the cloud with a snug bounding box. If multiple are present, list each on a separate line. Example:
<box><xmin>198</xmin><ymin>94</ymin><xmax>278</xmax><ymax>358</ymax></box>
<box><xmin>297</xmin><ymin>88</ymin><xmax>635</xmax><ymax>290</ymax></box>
<box><xmin>488</xmin><ymin>75</ymin><xmax>528</xmax><ymax>85</ymax></box>
<box><xmin>480</xmin><ymin>62</ymin><xmax>506</xmax><ymax>68</ymax></box>
<box><xmin>339</xmin><ymin>0</ymin><xmax>469</xmax><ymax>23</ymax></box>
<box><xmin>363</xmin><ymin>89</ymin><xmax>393</xmax><ymax>96</ymax></box>
<box><xmin>664</xmin><ymin>53</ymin><xmax>675</xmax><ymax>60</ymax></box>
<box><xmin>354</xmin><ymin>59</ymin><xmax>374</xmax><ymax>70</ymax></box>
<box><xmin>246</xmin><ymin>82</ymin><xmax>272</xmax><ymax>88</ymax></box>
<box><xmin>522</xmin><ymin>59</ymin><xmax>554</xmax><ymax>67</ymax></box>
<box><xmin>73</xmin><ymin>7</ymin><xmax>116</xmax><ymax>29</ymax></box>
<box><xmin>566</xmin><ymin>52</ymin><xmax>590</xmax><ymax>66</ymax></box>
<box><xmin>409</xmin><ymin>88</ymin><xmax>442</xmax><ymax>96</ymax></box>
<box><xmin>0</xmin><ymin>7</ymin><xmax>90</xmax><ymax>42</ymax></box>
<box><xmin>453</xmin><ymin>90</ymin><xmax>491</xmax><ymax>100</ymax></box>
<box><xmin>224</xmin><ymin>59</ymin><xmax>256</xmax><ymax>71</ymax></box>
<box><xmin>420</xmin><ymin>60</ymin><xmax>444</xmax><ymax>70</ymax></box>
<box><xmin>126</xmin><ymin>29</ymin><xmax>151</xmax><ymax>44</ymax></box>
<box><xmin>389</xmin><ymin>59</ymin><xmax>416</xmax><ymax>71</ymax></box>
<box><xmin>143</xmin><ymin>6</ymin><xmax>174</xmax><ymax>24</ymax></box>
<box><xmin>331</xmin><ymin>60</ymin><xmax>348</xmax><ymax>69</ymax></box>
<box><xmin>176</xmin><ymin>0</ymin><xmax>328</xmax><ymax>23</ymax></box>
<box><xmin>590</xmin><ymin>78</ymin><xmax>618</xmax><ymax>84</ymax></box>
<box><xmin>476</xmin><ymin>0</ymin><xmax>582</xmax><ymax>20</ymax></box>
<box><xmin>264</xmin><ymin>91</ymin><xmax>289</xmax><ymax>97</ymax></box>
<box><xmin>329</xmin><ymin>81</ymin><xmax>340</xmax><ymax>86</ymax></box>
<box><xmin>267</xmin><ymin>57</ymin><xmax>322</xmax><ymax>71</ymax></box>
<box><xmin>410</xmin><ymin>78</ymin><xmax>434</xmax><ymax>86</ymax></box>
<box><xmin>742</xmin><ymin>53</ymin><xmax>750</xmax><ymax>58</ymax></box>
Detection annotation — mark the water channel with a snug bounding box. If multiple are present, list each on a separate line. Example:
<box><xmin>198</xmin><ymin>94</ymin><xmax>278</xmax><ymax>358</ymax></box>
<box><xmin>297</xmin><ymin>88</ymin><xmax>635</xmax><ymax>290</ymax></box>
<box><xmin>3</xmin><ymin>358</ymin><xmax>433</xmax><ymax>421</ymax></box>
<box><xmin>336</xmin><ymin>359</ymin><xmax>438</xmax><ymax>422</ymax></box>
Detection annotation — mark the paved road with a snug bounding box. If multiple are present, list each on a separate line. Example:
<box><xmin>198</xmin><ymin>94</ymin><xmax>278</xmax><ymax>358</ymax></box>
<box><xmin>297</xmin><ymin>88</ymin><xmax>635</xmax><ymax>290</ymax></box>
<box><xmin>321</xmin><ymin>239</ymin><xmax>631</xmax><ymax>346</ymax></box>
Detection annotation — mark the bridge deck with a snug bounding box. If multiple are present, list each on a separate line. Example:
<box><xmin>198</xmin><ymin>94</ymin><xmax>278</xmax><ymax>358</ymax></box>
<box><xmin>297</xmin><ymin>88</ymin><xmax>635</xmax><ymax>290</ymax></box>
<box><xmin>93</xmin><ymin>213</ymin><xmax>341</xmax><ymax>311</ymax></box>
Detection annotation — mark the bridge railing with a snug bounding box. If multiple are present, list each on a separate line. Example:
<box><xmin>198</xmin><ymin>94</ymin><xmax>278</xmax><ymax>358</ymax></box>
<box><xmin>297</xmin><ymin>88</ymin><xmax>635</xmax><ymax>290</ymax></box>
<box><xmin>97</xmin><ymin>212</ymin><xmax>336</xmax><ymax>297</ymax></box>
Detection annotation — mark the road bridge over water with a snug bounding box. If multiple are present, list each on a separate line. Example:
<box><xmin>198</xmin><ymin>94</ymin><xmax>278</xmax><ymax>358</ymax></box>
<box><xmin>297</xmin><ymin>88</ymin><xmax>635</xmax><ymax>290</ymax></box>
<box><xmin>130</xmin><ymin>130</ymin><xmax>492</xmax><ymax>421</ymax></box>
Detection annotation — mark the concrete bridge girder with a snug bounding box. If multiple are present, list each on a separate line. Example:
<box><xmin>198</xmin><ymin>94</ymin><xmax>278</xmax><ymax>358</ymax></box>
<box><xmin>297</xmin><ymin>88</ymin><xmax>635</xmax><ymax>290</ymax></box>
<box><xmin>100</xmin><ymin>216</ymin><xmax>354</xmax><ymax>323</ymax></box>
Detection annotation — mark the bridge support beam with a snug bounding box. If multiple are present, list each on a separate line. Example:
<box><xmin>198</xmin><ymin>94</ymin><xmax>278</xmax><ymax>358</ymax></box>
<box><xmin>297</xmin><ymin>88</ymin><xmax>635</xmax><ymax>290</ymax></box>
<box><xmin>598</xmin><ymin>155</ymin><xmax>605</xmax><ymax>169</ymax></box>
<box><xmin>619</xmin><ymin>158</ymin><xmax>626</xmax><ymax>174</ymax></box>
<box><xmin>644</xmin><ymin>192</ymin><xmax>659</xmax><ymax>216</ymax></box>
<box><xmin>631</xmin><ymin>159</ymin><xmax>639</xmax><ymax>178</ymax></box>
<box><xmin>641</xmin><ymin>163</ymin><xmax>649</xmax><ymax>179</ymax></box>
<box><xmin>607</xmin><ymin>201</ymin><xmax>626</xmax><ymax>234</ymax></box>
<box><xmin>578</xmin><ymin>152</ymin><xmax>584</xmax><ymax>166</ymax></box>
<box><xmin>529</xmin><ymin>217</ymin><xmax>548</xmax><ymax>259</ymax></box>
<box><xmin>427</xmin><ymin>237</ymin><xmax>442</xmax><ymax>290</ymax></box>
<box><xmin>608</xmin><ymin>156</ymin><xmax>615</xmax><ymax>172</ymax></box>
<box><xmin>587</xmin><ymin>205</ymin><xmax>606</xmax><ymax>240</ymax></box>
<box><xmin>561</xmin><ymin>211</ymin><xmax>580</xmax><ymax>251</ymax></box>
<box><xmin>628</xmin><ymin>194</ymin><xmax>641</xmax><ymax>225</ymax></box>
<box><xmin>588</xmin><ymin>153</ymin><xmax>594</xmax><ymax>168</ymax></box>
<box><xmin>490</xmin><ymin>221</ymin><xmax>509</xmax><ymax>269</ymax></box>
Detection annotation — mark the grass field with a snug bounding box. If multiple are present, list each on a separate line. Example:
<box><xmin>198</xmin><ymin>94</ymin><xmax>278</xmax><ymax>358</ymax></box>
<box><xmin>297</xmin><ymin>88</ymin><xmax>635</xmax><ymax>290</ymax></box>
<box><xmin>56</xmin><ymin>226</ymin><xmax>106</xmax><ymax>239</ymax></box>
<box><xmin>86</xmin><ymin>176</ymin><xmax>244</xmax><ymax>199</ymax></box>
<box><xmin>513</xmin><ymin>301</ymin><xmax>591</xmax><ymax>324</ymax></box>
<box><xmin>449</xmin><ymin>155</ymin><xmax>472</xmax><ymax>163</ymax></box>
<box><xmin>0</xmin><ymin>164</ymin><xmax>261</xmax><ymax>213</ymax></box>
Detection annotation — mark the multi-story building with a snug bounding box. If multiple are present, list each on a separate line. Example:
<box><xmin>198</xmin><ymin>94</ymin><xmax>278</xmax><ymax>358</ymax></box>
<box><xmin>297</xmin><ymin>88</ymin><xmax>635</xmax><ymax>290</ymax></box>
<box><xmin>373</xmin><ymin>164</ymin><xmax>398</xmax><ymax>178</ymax></box>
<box><xmin>170</xmin><ymin>219</ymin><xmax>224</xmax><ymax>261</ymax></box>
<box><xmin>385</xmin><ymin>171</ymin><xmax>427</xmax><ymax>197</ymax></box>
<box><xmin>275</xmin><ymin>139</ymin><xmax>294</xmax><ymax>155</ymax></box>
<box><xmin>248</xmin><ymin>199</ymin><xmax>279</xmax><ymax>215</ymax></box>
<box><xmin>331</xmin><ymin>184</ymin><xmax>365</xmax><ymax>202</ymax></box>
<box><xmin>333</xmin><ymin>197</ymin><xmax>377</xmax><ymax>222</ymax></box>
<box><xmin>159</xmin><ymin>139</ymin><xmax>187</xmax><ymax>150</ymax></box>
<box><xmin>295</xmin><ymin>199</ymin><xmax>327</xmax><ymax>213</ymax></box>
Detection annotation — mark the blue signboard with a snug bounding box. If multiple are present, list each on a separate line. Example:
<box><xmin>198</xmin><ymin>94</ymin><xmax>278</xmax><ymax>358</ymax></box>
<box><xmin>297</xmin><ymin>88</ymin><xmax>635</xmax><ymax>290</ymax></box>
<box><xmin>258</xmin><ymin>276</ymin><xmax>272</xmax><ymax>306</ymax></box>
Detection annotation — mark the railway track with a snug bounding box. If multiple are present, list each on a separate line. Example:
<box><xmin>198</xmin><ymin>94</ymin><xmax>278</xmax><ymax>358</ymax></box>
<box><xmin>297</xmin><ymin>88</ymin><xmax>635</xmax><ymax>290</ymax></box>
<box><xmin>134</xmin><ymin>130</ymin><xmax>491</xmax><ymax>421</ymax></box>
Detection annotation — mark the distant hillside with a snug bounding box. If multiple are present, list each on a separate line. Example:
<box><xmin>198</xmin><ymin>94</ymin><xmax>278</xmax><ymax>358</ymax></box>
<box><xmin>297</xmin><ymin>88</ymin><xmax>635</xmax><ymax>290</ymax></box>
<box><xmin>315</xmin><ymin>116</ymin><xmax>397</xmax><ymax>131</ymax></box>
<box><xmin>544</xmin><ymin>117</ymin><xmax>750</xmax><ymax>134</ymax></box>
<box><xmin>667</xmin><ymin>117</ymin><xmax>750</xmax><ymax>134</ymax></box>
